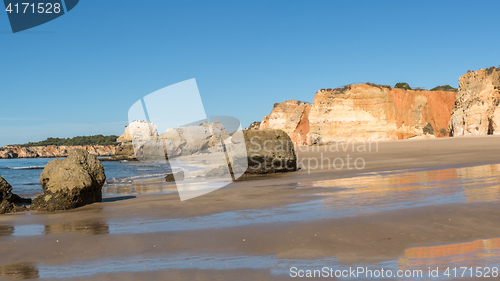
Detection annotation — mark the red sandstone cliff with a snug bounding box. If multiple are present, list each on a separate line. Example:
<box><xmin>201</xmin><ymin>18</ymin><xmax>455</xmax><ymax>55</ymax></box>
<box><xmin>259</xmin><ymin>100</ymin><xmax>311</xmax><ymax>145</ymax></box>
<box><xmin>257</xmin><ymin>84</ymin><xmax>456</xmax><ymax>145</ymax></box>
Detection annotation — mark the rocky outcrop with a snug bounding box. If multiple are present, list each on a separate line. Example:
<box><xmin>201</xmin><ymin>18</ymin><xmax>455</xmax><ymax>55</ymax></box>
<box><xmin>106</xmin><ymin>121</ymin><xmax>155</xmax><ymax>161</ymax></box>
<box><xmin>246</xmin><ymin>121</ymin><xmax>261</xmax><ymax>130</ymax></box>
<box><xmin>110</xmin><ymin>143</ymin><xmax>136</xmax><ymax>161</ymax></box>
<box><xmin>111</xmin><ymin>120</ymin><xmax>232</xmax><ymax>161</ymax></box>
<box><xmin>448</xmin><ymin>67</ymin><xmax>500</xmax><ymax>136</ymax></box>
<box><xmin>0</xmin><ymin>145</ymin><xmax>115</xmax><ymax>159</ymax></box>
<box><xmin>31</xmin><ymin>149</ymin><xmax>106</xmax><ymax>211</ymax></box>
<box><xmin>234</xmin><ymin>129</ymin><xmax>297</xmax><ymax>174</ymax></box>
<box><xmin>309</xmin><ymin>84</ymin><xmax>456</xmax><ymax>144</ymax></box>
<box><xmin>162</xmin><ymin>121</ymin><xmax>229</xmax><ymax>158</ymax></box>
<box><xmin>259</xmin><ymin>100</ymin><xmax>311</xmax><ymax>145</ymax></box>
<box><xmin>258</xmin><ymin>84</ymin><xmax>456</xmax><ymax>145</ymax></box>
<box><xmin>0</xmin><ymin>176</ymin><xmax>30</xmax><ymax>214</ymax></box>
<box><xmin>204</xmin><ymin>129</ymin><xmax>297</xmax><ymax>177</ymax></box>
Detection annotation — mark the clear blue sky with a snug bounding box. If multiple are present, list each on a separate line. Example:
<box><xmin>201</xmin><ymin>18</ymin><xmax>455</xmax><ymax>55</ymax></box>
<box><xmin>1</xmin><ymin>0</ymin><xmax>499</xmax><ymax>146</ymax></box>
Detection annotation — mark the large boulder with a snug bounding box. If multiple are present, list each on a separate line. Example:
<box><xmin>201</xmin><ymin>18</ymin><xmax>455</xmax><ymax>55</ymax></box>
<box><xmin>227</xmin><ymin>129</ymin><xmax>297</xmax><ymax>175</ymax></box>
<box><xmin>0</xmin><ymin>177</ymin><xmax>30</xmax><ymax>214</ymax></box>
<box><xmin>32</xmin><ymin>149</ymin><xmax>106</xmax><ymax>211</ymax></box>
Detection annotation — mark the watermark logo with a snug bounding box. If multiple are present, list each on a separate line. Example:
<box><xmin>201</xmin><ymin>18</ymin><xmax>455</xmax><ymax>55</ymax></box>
<box><xmin>4</xmin><ymin>0</ymin><xmax>79</xmax><ymax>33</ymax></box>
<box><xmin>295</xmin><ymin>140</ymin><xmax>378</xmax><ymax>174</ymax></box>
<box><xmin>127</xmin><ymin>79</ymin><xmax>248</xmax><ymax>201</ymax></box>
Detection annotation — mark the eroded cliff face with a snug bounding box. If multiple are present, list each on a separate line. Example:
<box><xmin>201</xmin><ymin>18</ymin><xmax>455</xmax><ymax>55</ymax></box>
<box><xmin>448</xmin><ymin>67</ymin><xmax>500</xmax><ymax>136</ymax></box>
<box><xmin>259</xmin><ymin>84</ymin><xmax>456</xmax><ymax>145</ymax></box>
<box><xmin>259</xmin><ymin>100</ymin><xmax>311</xmax><ymax>145</ymax></box>
<box><xmin>0</xmin><ymin>145</ymin><xmax>115</xmax><ymax>159</ymax></box>
<box><xmin>309</xmin><ymin>84</ymin><xmax>456</xmax><ymax>143</ymax></box>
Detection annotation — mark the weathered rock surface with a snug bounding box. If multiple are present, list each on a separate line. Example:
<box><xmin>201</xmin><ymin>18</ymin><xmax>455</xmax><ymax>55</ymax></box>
<box><xmin>229</xmin><ymin>129</ymin><xmax>297</xmax><ymax>174</ymax></box>
<box><xmin>162</xmin><ymin>121</ymin><xmax>229</xmax><ymax>158</ymax></box>
<box><xmin>111</xmin><ymin>120</ymin><xmax>232</xmax><ymax>161</ymax></box>
<box><xmin>246</xmin><ymin>121</ymin><xmax>261</xmax><ymax>130</ymax></box>
<box><xmin>448</xmin><ymin>67</ymin><xmax>500</xmax><ymax>136</ymax></box>
<box><xmin>259</xmin><ymin>84</ymin><xmax>456</xmax><ymax>144</ymax></box>
<box><xmin>0</xmin><ymin>176</ymin><xmax>30</xmax><ymax>214</ymax></box>
<box><xmin>260</xmin><ymin>100</ymin><xmax>311</xmax><ymax>145</ymax></box>
<box><xmin>106</xmin><ymin>121</ymin><xmax>158</xmax><ymax>161</ymax></box>
<box><xmin>0</xmin><ymin>145</ymin><xmax>115</xmax><ymax>159</ymax></box>
<box><xmin>32</xmin><ymin>149</ymin><xmax>106</xmax><ymax>211</ymax></box>
<box><xmin>109</xmin><ymin>143</ymin><xmax>136</xmax><ymax>161</ymax></box>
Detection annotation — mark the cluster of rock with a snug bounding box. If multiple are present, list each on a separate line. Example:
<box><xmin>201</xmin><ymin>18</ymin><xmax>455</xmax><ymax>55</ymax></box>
<box><xmin>256</xmin><ymin>84</ymin><xmax>456</xmax><ymax>144</ymax></box>
<box><xmin>448</xmin><ymin>67</ymin><xmax>500</xmax><ymax>136</ymax></box>
<box><xmin>115</xmin><ymin>120</ymin><xmax>298</xmax><ymax>177</ymax></box>
<box><xmin>0</xmin><ymin>145</ymin><xmax>115</xmax><ymax>159</ymax></box>
<box><xmin>111</xmin><ymin>120</ymin><xmax>231</xmax><ymax>161</ymax></box>
<box><xmin>0</xmin><ymin>149</ymin><xmax>106</xmax><ymax>213</ymax></box>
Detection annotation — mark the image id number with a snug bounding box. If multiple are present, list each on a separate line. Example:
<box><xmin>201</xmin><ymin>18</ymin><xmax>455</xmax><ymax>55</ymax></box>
<box><xmin>6</xmin><ymin>3</ymin><xmax>62</xmax><ymax>14</ymax></box>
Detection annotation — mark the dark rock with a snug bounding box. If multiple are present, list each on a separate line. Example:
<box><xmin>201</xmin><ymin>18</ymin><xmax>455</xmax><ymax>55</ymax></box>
<box><xmin>32</xmin><ymin>149</ymin><xmax>106</xmax><ymax>211</ymax></box>
<box><xmin>102</xmin><ymin>143</ymin><xmax>138</xmax><ymax>161</ymax></box>
<box><xmin>241</xmin><ymin>129</ymin><xmax>297</xmax><ymax>174</ymax></box>
<box><xmin>165</xmin><ymin>170</ymin><xmax>185</xmax><ymax>182</ymax></box>
<box><xmin>0</xmin><ymin>176</ymin><xmax>29</xmax><ymax>214</ymax></box>
<box><xmin>217</xmin><ymin>129</ymin><xmax>297</xmax><ymax>178</ymax></box>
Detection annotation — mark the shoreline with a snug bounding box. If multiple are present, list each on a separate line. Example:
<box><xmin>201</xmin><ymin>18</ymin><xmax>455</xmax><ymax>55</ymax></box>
<box><xmin>1</xmin><ymin>136</ymin><xmax>500</xmax><ymax>280</ymax></box>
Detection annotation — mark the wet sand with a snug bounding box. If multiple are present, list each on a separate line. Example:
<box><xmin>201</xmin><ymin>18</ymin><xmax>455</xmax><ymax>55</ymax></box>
<box><xmin>1</xmin><ymin>135</ymin><xmax>500</xmax><ymax>280</ymax></box>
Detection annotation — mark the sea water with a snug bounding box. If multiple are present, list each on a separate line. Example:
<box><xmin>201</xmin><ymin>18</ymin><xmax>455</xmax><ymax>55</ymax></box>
<box><xmin>0</xmin><ymin>158</ymin><xmax>174</xmax><ymax>197</ymax></box>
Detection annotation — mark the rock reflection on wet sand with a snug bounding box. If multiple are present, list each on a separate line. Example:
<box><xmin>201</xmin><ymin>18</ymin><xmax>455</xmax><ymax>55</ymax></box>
<box><xmin>0</xmin><ymin>225</ymin><xmax>14</xmax><ymax>236</ymax></box>
<box><xmin>0</xmin><ymin>262</ymin><xmax>39</xmax><ymax>279</ymax></box>
<box><xmin>44</xmin><ymin>220</ymin><xmax>109</xmax><ymax>235</ymax></box>
<box><xmin>399</xmin><ymin>237</ymin><xmax>500</xmax><ymax>272</ymax></box>
<box><xmin>103</xmin><ymin>181</ymin><xmax>177</xmax><ymax>195</ymax></box>
<box><xmin>299</xmin><ymin>164</ymin><xmax>500</xmax><ymax>209</ymax></box>
<box><xmin>20</xmin><ymin>237</ymin><xmax>500</xmax><ymax>280</ymax></box>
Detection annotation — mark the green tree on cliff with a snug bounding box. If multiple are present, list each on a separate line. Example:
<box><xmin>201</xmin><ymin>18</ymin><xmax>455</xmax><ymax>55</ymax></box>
<box><xmin>430</xmin><ymin>85</ymin><xmax>457</xmax><ymax>92</ymax></box>
<box><xmin>394</xmin><ymin>82</ymin><xmax>411</xmax><ymax>90</ymax></box>
<box><xmin>20</xmin><ymin>135</ymin><xmax>119</xmax><ymax>147</ymax></box>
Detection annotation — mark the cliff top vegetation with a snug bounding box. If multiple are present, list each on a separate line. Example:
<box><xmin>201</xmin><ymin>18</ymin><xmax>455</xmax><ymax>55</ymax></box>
<box><xmin>18</xmin><ymin>135</ymin><xmax>119</xmax><ymax>147</ymax></box>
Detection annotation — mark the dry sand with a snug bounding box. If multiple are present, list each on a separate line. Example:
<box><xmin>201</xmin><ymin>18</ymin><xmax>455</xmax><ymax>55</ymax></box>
<box><xmin>1</xmin><ymin>135</ymin><xmax>500</xmax><ymax>280</ymax></box>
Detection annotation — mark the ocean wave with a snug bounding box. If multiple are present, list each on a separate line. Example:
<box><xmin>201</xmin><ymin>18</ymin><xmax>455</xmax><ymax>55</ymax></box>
<box><xmin>5</xmin><ymin>166</ymin><xmax>45</xmax><ymax>170</ymax></box>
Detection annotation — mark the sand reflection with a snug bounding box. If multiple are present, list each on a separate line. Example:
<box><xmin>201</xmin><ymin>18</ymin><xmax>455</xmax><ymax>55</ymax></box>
<box><xmin>0</xmin><ymin>225</ymin><xmax>14</xmax><ymax>237</ymax></box>
<box><xmin>44</xmin><ymin>219</ymin><xmax>109</xmax><ymax>235</ymax></box>
<box><xmin>0</xmin><ymin>262</ymin><xmax>39</xmax><ymax>279</ymax></box>
<box><xmin>298</xmin><ymin>164</ymin><xmax>500</xmax><ymax>209</ymax></box>
<box><xmin>399</xmin><ymin>238</ymin><xmax>500</xmax><ymax>272</ymax></box>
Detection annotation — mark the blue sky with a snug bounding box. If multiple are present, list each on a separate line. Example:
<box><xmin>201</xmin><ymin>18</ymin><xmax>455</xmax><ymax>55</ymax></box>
<box><xmin>1</xmin><ymin>0</ymin><xmax>499</xmax><ymax>146</ymax></box>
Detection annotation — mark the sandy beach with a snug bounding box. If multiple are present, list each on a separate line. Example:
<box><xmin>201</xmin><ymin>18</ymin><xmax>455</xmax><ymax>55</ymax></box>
<box><xmin>1</xmin><ymin>135</ymin><xmax>500</xmax><ymax>280</ymax></box>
